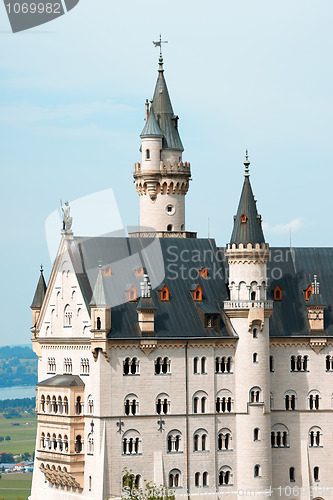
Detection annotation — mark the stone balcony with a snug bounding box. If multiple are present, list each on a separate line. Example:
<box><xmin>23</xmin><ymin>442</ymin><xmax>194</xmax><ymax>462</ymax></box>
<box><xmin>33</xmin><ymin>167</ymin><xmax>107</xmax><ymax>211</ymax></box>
<box><xmin>224</xmin><ymin>300</ymin><xmax>274</xmax><ymax>310</ymax></box>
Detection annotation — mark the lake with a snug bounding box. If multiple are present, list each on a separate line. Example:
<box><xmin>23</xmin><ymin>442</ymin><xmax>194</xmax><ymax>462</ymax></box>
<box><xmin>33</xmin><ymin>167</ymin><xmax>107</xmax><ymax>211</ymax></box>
<box><xmin>0</xmin><ymin>386</ymin><xmax>36</xmax><ymax>400</ymax></box>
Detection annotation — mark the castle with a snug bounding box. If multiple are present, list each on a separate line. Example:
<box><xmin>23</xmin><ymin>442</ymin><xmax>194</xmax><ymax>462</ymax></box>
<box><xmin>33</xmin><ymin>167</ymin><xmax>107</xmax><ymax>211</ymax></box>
<box><xmin>29</xmin><ymin>50</ymin><xmax>333</xmax><ymax>500</ymax></box>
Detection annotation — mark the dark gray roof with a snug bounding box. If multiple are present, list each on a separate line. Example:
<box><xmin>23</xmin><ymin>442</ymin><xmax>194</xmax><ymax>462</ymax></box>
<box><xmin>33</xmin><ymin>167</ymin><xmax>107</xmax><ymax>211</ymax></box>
<box><xmin>198</xmin><ymin>304</ymin><xmax>220</xmax><ymax>314</ymax></box>
<box><xmin>230</xmin><ymin>175</ymin><xmax>265</xmax><ymax>246</ymax></box>
<box><xmin>90</xmin><ymin>268</ymin><xmax>107</xmax><ymax>306</ymax></box>
<box><xmin>267</xmin><ymin>248</ymin><xmax>333</xmax><ymax>336</ymax></box>
<box><xmin>68</xmin><ymin>237</ymin><xmax>233</xmax><ymax>339</ymax></box>
<box><xmin>140</xmin><ymin>105</ymin><xmax>163</xmax><ymax>138</ymax></box>
<box><xmin>37</xmin><ymin>374</ymin><xmax>84</xmax><ymax>387</ymax></box>
<box><xmin>151</xmin><ymin>68</ymin><xmax>183</xmax><ymax>151</ymax></box>
<box><xmin>136</xmin><ymin>296</ymin><xmax>157</xmax><ymax>311</ymax></box>
<box><xmin>31</xmin><ymin>269</ymin><xmax>47</xmax><ymax>309</ymax></box>
<box><xmin>307</xmin><ymin>293</ymin><xmax>325</xmax><ymax>306</ymax></box>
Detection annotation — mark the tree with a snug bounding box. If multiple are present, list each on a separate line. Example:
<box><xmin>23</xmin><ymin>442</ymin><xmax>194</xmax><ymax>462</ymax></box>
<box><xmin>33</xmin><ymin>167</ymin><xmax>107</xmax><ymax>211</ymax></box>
<box><xmin>22</xmin><ymin>452</ymin><xmax>31</xmax><ymax>461</ymax></box>
<box><xmin>0</xmin><ymin>437</ymin><xmax>4</xmax><ymax>442</ymax></box>
<box><xmin>121</xmin><ymin>468</ymin><xmax>175</xmax><ymax>500</ymax></box>
<box><xmin>5</xmin><ymin>436</ymin><xmax>10</xmax><ymax>441</ymax></box>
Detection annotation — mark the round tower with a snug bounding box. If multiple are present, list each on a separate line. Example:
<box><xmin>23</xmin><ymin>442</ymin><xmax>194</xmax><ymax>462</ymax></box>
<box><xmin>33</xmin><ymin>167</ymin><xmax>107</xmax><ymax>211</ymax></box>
<box><xmin>133</xmin><ymin>53</ymin><xmax>192</xmax><ymax>236</ymax></box>
<box><xmin>224</xmin><ymin>153</ymin><xmax>273</xmax><ymax>498</ymax></box>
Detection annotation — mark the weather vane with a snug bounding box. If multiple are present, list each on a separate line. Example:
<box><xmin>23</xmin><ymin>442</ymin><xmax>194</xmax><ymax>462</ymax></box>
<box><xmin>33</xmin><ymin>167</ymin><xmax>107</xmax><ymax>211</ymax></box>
<box><xmin>153</xmin><ymin>34</ymin><xmax>168</xmax><ymax>56</ymax></box>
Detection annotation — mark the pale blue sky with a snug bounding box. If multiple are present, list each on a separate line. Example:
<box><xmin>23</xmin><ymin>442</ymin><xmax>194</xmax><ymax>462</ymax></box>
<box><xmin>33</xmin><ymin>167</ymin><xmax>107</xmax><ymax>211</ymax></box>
<box><xmin>1</xmin><ymin>0</ymin><xmax>332</xmax><ymax>344</ymax></box>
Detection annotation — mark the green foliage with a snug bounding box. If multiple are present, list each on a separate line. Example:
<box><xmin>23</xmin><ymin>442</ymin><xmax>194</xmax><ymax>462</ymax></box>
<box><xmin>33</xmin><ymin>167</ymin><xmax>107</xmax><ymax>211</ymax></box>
<box><xmin>0</xmin><ymin>437</ymin><xmax>4</xmax><ymax>442</ymax></box>
<box><xmin>0</xmin><ymin>452</ymin><xmax>14</xmax><ymax>463</ymax></box>
<box><xmin>121</xmin><ymin>468</ymin><xmax>175</xmax><ymax>500</ymax></box>
<box><xmin>0</xmin><ymin>399</ymin><xmax>35</xmax><ymax>413</ymax></box>
<box><xmin>5</xmin><ymin>436</ymin><xmax>10</xmax><ymax>441</ymax></box>
<box><xmin>21</xmin><ymin>453</ymin><xmax>31</xmax><ymax>461</ymax></box>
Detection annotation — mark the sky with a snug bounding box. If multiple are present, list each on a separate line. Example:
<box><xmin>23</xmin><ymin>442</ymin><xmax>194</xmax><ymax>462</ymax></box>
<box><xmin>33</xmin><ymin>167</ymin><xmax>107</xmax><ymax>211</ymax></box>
<box><xmin>0</xmin><ymin>0</ymin><xmax>332</xmax><ymax>345</ymax></box>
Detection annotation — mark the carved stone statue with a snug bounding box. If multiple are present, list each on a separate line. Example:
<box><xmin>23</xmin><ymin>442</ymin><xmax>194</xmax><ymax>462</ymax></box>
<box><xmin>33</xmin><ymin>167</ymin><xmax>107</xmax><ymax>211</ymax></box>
<box><xmin>61</xmin><ymin>201</ymin><xmax>73</xmax><ymax>231</ymax></box>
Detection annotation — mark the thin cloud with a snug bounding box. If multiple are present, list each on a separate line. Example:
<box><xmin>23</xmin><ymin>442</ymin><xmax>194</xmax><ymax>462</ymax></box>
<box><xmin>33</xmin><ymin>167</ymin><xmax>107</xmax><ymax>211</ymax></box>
<box><xmin>263</xmin><ymin>217</ymin><xmax>305</xmax><ymax>235</ymax></box>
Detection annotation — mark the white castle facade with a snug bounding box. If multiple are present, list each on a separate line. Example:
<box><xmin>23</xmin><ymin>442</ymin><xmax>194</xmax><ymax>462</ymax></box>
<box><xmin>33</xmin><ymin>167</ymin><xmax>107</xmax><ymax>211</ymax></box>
<box><xmin>29</xmin><ymin>53</ymin><xmax>333</xmax><ymax>500</ymax></box>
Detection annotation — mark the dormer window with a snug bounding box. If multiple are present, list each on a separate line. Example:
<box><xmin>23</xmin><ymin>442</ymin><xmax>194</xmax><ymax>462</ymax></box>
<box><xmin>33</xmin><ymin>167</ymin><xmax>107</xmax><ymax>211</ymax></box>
<box><xmin>204</xmin><ymin>315</ymin><xmax>219</xmax><ymax>329</ymax></box>
<box><xmin>135</xmin><ymin>267</ymin><xmax>144</xmax><ymax>278</ymax></box>
<box><xmin>199</xmin><ymin>267</ymin><xmax>208</xmax><ymax>278</ymax></box>
<box><xmin>240</xmin><ymin>214</ymin><xmax>247</xmax><ymax>224</ymax></box>
<box><xmin>191</xmin><ymin>285</ymin><xmax>202</xmax><ymax>302</ymax></box>
<box><xmin>104</xmin><ymin>266</ymin><xmax>111</xmax><ymax>277</ymax></box>
<box><xmin>158</xmin><ymin>285</ymin><xmax>169</xmax><ymax>302</ymax></box>
<box><xmin>146</xmin><ymin>149</ymin><xmax>150</xmax><ymax>160</ymax></box>
<box><xmin>128</xmin><ymin>285</ymin><xmax>137</xmax><ymax>302</ymax></box>
<box><xmin>304</xmin><ymin>285</ymin><xmax>313</xmax><ymax>302</ymax></box>
<box><xmin>273</xmin><ymin>285</ymin><xmax>282</xmax><ymax>301</ymax></box>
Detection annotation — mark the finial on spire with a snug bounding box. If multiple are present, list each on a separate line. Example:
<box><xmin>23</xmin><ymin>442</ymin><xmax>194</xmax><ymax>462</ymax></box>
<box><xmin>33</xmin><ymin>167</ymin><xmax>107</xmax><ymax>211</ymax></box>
<box><xmin>244</xmin><ymin>149</ymin><xmax>250</xmax><ymax>177</ymax></box>
<box><xmin>312</xmin><ymin>274</ymin><xmax>320</xmax><ymax>295</ymax></box>
<box><xmin>40</xmin><ymin>264</ymin><xmax>43</xmax><ymax>273</ymax></box>
<box><xmin>98</xmin><ymin>259</ymin><xmax>103</xmax><ymax>269</ymax></box>
<box><xmin>153</xmin><ymin>34</ymin><xmax>168</xmax><ymax>72</ymax></box>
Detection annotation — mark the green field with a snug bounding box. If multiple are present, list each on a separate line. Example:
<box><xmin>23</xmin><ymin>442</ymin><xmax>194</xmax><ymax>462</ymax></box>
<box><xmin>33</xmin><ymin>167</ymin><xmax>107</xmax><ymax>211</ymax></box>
<box><xmin>0</xmin><ymin>414</ymin><xmax>37</xmax><ymax>457</ymax></box>
<box><xmin>0</xmin><ymin>472</ymin><xmax>32</xmax><ymax>500</ymax></box>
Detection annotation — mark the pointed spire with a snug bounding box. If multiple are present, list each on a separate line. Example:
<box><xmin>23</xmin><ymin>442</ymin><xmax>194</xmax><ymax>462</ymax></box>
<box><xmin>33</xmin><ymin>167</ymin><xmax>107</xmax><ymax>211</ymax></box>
<box><xmin>150</xmin><ymin>55</ymin><xmax>183</xmax><ymax>151</ymax></box>
<box><xmin>31</xmin><ymin>265</ymin><xmax>47</xmax><ymax>309</ymax></box>
<box><xmin>140</xmin><ymin>104</ymin><xmax>163</xmax><ymax>138</ymax></box>
<box><xmin>230</xmin><ymin>153</ymin><xmax>265</xmax><ymax>246</ymax></box>
<box><xmin>90</xmin><ymin>264</ymin><xmax>106</xmax><ymax>306</ymax></box>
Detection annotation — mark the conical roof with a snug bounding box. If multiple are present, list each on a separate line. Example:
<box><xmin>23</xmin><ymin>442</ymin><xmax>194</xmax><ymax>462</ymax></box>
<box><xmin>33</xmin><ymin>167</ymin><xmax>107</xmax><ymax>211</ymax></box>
<box><xmin>90</xmin><ymin>267</ymin><xmax>106</xmax><ymax>306</ymax></box>
<box><xmin>31</xmin><ymin>267</ymin><xmax>47</xmax><ymax>309</ymax></box>
<box><xmin>150</xmin><ymin>58</ymin><xmax>183</xmax><ymax>151</ymax></box>
<box><xmin>230</xmin><ymin>155</ymin><xmax>265</xmax><ymax>246</ymax></box>
<box><xmin>140</xmin><ymin>105</ymin><xmax>163</xmax><ymax>137</ymax></box>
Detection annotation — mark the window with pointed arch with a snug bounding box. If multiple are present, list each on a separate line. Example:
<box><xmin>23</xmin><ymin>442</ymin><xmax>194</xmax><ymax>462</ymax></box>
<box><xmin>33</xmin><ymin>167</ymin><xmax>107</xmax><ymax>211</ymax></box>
<box><xmin>273</xmin><ymin>285</ymin><xmax>282</xmax><ymax>301</ymax></box>
<box><xmin>219</xmin><ymin>466</ymin><xmax>233</xmax><ymax>486</ymax></box>
<box><xmin>156</xmin><ymin>393</ymin><xmax>170</xmax><ymax>415</ymax></box>
<box><xmin>158</xmin><ymin>285</ymin><xmax>169</xmax><ymax>302</ymax></box>
<box><xmin>167</xmin><ymin>430</ymin><xmax>182</xmax><ymax>453</ymax></box>
<box><xmin>193</xmin><ymin>429</ymin><xmax>209</xmax><ymax>452</ymax></box>
<box><xmin>87</xmin><ymin>433</ymin><xmax>94</xmax><ymax>455</ymax></box>
<box><xmin>169</xmin><ymin>469</ymin><xmax>181</xmax><ymax>488</ymax></box>
<box><xmin>309</xmin><ymin>426</ymin><xmax>322</xmax><ymax>447</ymax></box>
<box><xmin>122</xmin><ymin>430</ymin><xmax>141</xmax><ymax>455</ymax></box>
<box><xmin>217</xmin><ymin>428</ymin><xmax>232</xmax><ymax>451</ymax></box>
<box><xmin>64</xmin><ymin>304</ymin><xmax>72</xmax><ymax>327</ymax></box>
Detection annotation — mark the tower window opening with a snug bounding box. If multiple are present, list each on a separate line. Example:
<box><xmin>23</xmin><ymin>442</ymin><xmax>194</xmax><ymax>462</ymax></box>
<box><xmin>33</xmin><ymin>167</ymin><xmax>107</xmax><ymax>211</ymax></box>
<box><xmin>167</xmin><ymin>224</ymin><xmax>173</xmax><ymax>232</ymax></box>
<box><xmin>146</xmin><ymin>149</ymin><xmax>150</xmax><ymax>160</ymax></box>
<box><xmin>252</xmin><ymin>328</ymin><xmax>258</xmax><ymax>338</ymax></box>
<box><xmin>253</xmin><ymin>353</ymin><xmax>258</xmax><ymax>363</ymax></box>
<box><xmin>254</xmin><ymin>465</ymin><xmax>261</xmax><ymax>478</ymax></box>
<box><xmin>314</xmin><ymin>466</ymin><xmax>320</xmax><ymax>482</ymax></box>
<box><xmin>289</xmin><ymin>467</ymin><xmax>295</xmax><ymax>482</ymax></box>
<box><xmin>254</xmin><ymin>428</ymin><xmax>260</xmax><ymax>441</ymax></box>
<box><xmin>96</xmin><ymin>317</ymin><xmax>101</xmax><ymax>330</ymax></box>
<box><xmin>251</xmin><ymin>291</ymin><xmax>256</xmax><ymax>300</ymax></box>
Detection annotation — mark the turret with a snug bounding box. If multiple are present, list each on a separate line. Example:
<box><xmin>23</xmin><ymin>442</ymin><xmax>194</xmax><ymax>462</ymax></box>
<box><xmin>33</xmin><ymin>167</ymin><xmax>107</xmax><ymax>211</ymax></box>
<box><xmin>90</xmin><ymin>265</ymin><xmax>111</xmax><ymax>361</ymax></box>
<box><xmin>31</xmin><ymin>265</ymin><xmax>47</xmax><ymax>336</ymax></box>
<box><xmin>224</xmin><ymin>153</ymin><xmax>273</xmax><ymax>496</ymax></box>
<box><xmin>133</xmin><ymin>50</ymin><xmax>194</xmax><ymax>237</ymax></box>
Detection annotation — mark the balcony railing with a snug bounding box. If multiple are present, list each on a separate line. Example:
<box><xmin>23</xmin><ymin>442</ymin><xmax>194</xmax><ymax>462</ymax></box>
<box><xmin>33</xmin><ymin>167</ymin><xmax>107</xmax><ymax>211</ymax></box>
<box><xmin>224</xmin><ymin>300</ymin><xmax>273</xmax><ymax>310</ymax></box>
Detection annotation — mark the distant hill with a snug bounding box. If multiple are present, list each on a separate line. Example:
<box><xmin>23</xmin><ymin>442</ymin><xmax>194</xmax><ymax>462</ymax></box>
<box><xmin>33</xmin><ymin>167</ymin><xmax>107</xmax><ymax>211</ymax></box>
<box><xmin>0</xmin><ymin>346</ymin><xmax>37</xmax><ymax>387</ymax></box>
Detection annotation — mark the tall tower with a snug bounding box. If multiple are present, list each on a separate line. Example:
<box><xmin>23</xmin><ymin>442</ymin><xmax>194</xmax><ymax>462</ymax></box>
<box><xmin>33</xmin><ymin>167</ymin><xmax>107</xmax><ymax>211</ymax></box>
<box><xmin>133</xmin><ymin>51</ymin><xmax>193</xmax><ymax>236</ymax></box>
<box><xmin>224</xmin><ymin>153</ymin><xmax>273</xmax><ymax>497</ymax></box>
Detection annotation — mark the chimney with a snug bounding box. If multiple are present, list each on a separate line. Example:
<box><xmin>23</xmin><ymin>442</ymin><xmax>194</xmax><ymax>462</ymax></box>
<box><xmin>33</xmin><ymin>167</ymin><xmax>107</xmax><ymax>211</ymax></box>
<box><xmin>145</xmin><ymin>99</ymin><xmax>149</xmax><ymax>122</ymax></box>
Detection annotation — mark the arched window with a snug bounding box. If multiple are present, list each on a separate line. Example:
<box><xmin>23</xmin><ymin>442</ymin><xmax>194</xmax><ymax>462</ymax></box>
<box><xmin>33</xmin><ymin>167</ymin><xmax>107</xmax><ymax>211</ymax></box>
<box><xmin>203</xmin><ymin>472</ymin><xmax>209</xmax><ymax>487</ymax></box>
<box><xmin>193</xmin><ymin>357</ymin><xmax>199</xmax><ymax>374</ymax></box>
<box><xmin>271</xmin><ymin>424</ymin><xmax>289</xmax><ymax>447</ymax></box>
<box><xmin>273</xmin><ymin>285</ymin><xmax>282</xmax><ymax>301</ymax></box>
<box><xmin>218</xmin><ymin>466</ymin><xmax>233</xmax><ymax>486</ymax></box>
<box><xmin>254</xmin><ymin>428</ymin><xmax>260</xmax><ymax>441</ymax></box>
<box><xmin>156</xmin><ymin>393</ymin><xmax>170</xmax><ymax>415</ymax></box>
<box><xmin>253</xmin><ymin>353</ymin><xmax>258</xmax><ymax>363</ymax></box>
<box><xmin>201</xmin><ymin>357</ymin><xmax>207</xmax><ymax>374</ymax></box>
<box><xmin>193</xmin><ymin>391</ymin><xmax>208</xmax><ymax>414</ymax></box>
<box><xmin>155</xmin><ymin>357</ymin><xmax>170</xmax><ymax>375</ymax></box>
<box><xmin>167</xmin><ymin>224</ymin><xmax>173</xmax><ymax>232</ymax></box>
<box><xmin>167</xmin><ymin>430</ymin><xmax>182</xmax><ymax>453</ymax></box>
<box><xmin>216</xmin><ymin>389</ymin><xmax>233</xmax><ymax>413</ymax></box>
<box><xmin>75</xmin><ymin>396</ymin><xmax>83</xmax><ymax>415</ymax></box>
<box><xmin>291</xmin><ymin>355</ymin><xmax>308</xmax><ymax>372</ymax></box>
<box><xmin>146</xmin><ymin>149</ymin><xmax>150</xmax><ymax>160</ymax></box>
<box><xmin>270</xmin><ymin>355</ymin><xmax>274</xmax><ymax>372</ymax></box>
<box><xmin>123</xmin><ymin>357</ymin><xmax>139</xmax><ymax>375</ymax></box>
<box><xmin>217</xmin><ymin>428</ymin><xmax>232</xmax><ymax>450</ymax></box>
<box><xmin>64</xmin><ymin>304</ymin><xmax>72</xmax><ymax>327</ymax></box>
<box><xmin>40</xmin><ymin>395</ymin><xmax>45</xmax><ymax>413</ymax></box>
<box><xmin>215</xmin><ymin>356</ymin><xmax>232</xmax><ymax>374</ymax></box>
<box><xmin>308</xmin><ymin>390</ymin><xmax>320</xmax><ymax>410</ymax></box>
<box><xmin>284</xmin><ymin>390</ymin><xmax>297</xmax><ymax>410</ymax></box>
<box><xmin>251</xmin><ymin>291</ymin><xmax>256</xmax><ymax>300</ymax></box>
<box><xmin>195</xmin><ymin>472</ymin><xmax>200</xmax><ymax>487</ymax></box>
<box><xmin>193</xmin><ymin>429</ymin><xmax>208</xmax><ymax>452</ymax></box>
<box><xmin>314</xmin><ymin>466</ymin><xmax>320</xmax><ymax>482</ymax></box>
<box><xmin>75</xmin><ymin>435</ymin><xmax>82</xmax><ymax>453</ymax></box>
<box><xmin>63</xmin><ymin>396</ymin><xmax>68</xmax><ymax>414</ymax></box>
<box><xmin>289</xmin><ymin>467</ymin><xmax>295</xmax><ymax>482</ymax></box>
<box><xmin>122</xmin><ymin>430</ymin><xmax>141</xmax><ymax>455</ymax></box>
<box><xmin>124</xmin><ymin>394</ymin><xmax>139</xmax><ymax>416</ymax></box>
<box><xmin>169</xmin><ymin>469</ymin><xmax>181</xmax><ymax>488</ymax></box>
<box><xmin>254</xmin><ymin>465</ymin><xmax>261</xmax><ymax>478</ymax></box>
<box><xmin>309</xmin><ymin>426</ymin><xmax>322</xmax><ymax>447</ymax></box>
<box><xmin>96</xmin><ymin>317</ymin><xmax>101</xmax><ymax>330</ymax></box>
<box><xmin>249</xmin><ymin>387</ymin><xmax>261</xmax><ymax>404</ymax></box>
<box><xmin>201</xmin><ymin>397</ymin><xmax>207</xmax><ymax>413</ymax></box>
<box><xmin>87</xmin><ymin>395</ymin><xmax>94</xmax><ymax>414</ymax></box>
